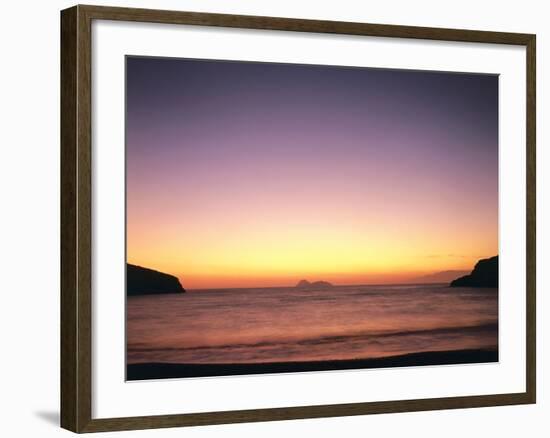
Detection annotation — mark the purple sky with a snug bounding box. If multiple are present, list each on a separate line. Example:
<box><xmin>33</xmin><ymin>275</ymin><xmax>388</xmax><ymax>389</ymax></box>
<box><xmin>126</xmin><ymin>56</ymin><xmax>498</xmax><ymax>288</ymax></box>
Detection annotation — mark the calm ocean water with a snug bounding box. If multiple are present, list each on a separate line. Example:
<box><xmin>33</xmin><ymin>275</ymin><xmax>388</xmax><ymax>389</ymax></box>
<box><xmin>127</xmin><ymin>284</ymin><xmax>498</xmax><ymax>365</ymax></box>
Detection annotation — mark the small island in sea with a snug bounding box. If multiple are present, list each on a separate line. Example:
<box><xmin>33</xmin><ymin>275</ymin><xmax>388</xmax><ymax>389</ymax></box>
<box><xmin>295</xmin><ymin>279</ymin><xmax>334</xmax><ymax>289</ymax></box>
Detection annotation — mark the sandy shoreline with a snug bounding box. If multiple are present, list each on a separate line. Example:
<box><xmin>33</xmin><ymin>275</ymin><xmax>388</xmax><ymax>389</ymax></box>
<box><xmin>127</xmin><ymin>348</ymin><xmax>498</xmax><ymax>380</ymax></box>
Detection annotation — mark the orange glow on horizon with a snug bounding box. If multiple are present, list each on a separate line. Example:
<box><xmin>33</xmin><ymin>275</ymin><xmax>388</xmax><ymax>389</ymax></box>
<box><xmin>127</xmin><ymin>206</ymin><xmax>497</xmax><ymax>289</ymax></box>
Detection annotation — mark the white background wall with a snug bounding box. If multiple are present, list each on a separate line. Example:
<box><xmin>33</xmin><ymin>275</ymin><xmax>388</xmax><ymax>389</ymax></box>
<box><xmin>0</xmin><ymin>0</ymin><xmax>547</xmax><ymax>436</ymax></box>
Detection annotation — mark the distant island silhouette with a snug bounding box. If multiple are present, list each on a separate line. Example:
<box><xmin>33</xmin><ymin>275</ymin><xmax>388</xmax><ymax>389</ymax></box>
<box><xmin>127</xmin><ymin>264</ymin><xmax>185</xmax><ymax>296</ymax></box>
<box><xmin>450</xmin><ymin>256</ymin><xmax>498</xmax><ymax>288</ymax></box>
<box><xmin>296</xmin><ymin>279</ymin><xmax>334</xmax><ymax>289</ymax></box>
<box><xmin>413</xmin><ymin>270</ymin><xmax>469</xmax><ymax>284</ymax></box>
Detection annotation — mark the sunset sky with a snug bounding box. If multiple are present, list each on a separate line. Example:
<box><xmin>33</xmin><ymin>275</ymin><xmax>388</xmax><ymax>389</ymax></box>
<box><xmin>126</xmin><ymin>56</ymin><xmax>498</xmax><ymax>289</ymax></box>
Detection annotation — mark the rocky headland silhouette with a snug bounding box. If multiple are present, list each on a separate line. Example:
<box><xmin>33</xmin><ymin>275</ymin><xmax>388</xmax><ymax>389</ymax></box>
<box><xmin>127</xmin><ymin>264</ymin><xmax>185</xmax><ymax>296</ymax></box>
<box><xmin>450</xmin><ymin>256</ymin><xmax>498</xmax><ymax>288</ymax></box>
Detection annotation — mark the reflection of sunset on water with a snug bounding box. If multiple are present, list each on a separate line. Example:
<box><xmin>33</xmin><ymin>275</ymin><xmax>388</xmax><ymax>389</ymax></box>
<box><xmin>127</xmin><ymin>285</ymin><xmax>498</xmax><ymax>365</ymax></box>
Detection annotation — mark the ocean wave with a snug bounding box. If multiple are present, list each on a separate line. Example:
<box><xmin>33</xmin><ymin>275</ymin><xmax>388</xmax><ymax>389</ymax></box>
<box><xmin>128</xmin><ymin>322</ymin><xmax>498</xmax><ymax>354</ymax></box>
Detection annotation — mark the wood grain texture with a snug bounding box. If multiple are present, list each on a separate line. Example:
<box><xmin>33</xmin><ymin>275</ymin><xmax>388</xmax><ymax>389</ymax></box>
<box><xmin>60</xmin><ymin>5</ymin><xmax>78</xmax><ymax>432</ymax></box>
<box><xmin>60</xmin><ymin>4</ymin><xmax>536</xmax><ymax>433</ymax></box>
<box><xmin>525</xmin><ymin>35</ymin><xmax>536</xmax><ymax>403</ymax></box>
<box><xmin>61</xmin><ymin>5</ymin><xmax>94</xmax><ymax>432</ymax></box>
<box><xmin>79</xmin><ymin>4</ymin><xmax>534</xmax><ymax>44</ymax></box>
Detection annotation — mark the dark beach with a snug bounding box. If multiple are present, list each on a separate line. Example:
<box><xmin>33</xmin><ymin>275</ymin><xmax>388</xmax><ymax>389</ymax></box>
<box><xmin>127</xmin><ymin>348</ymin><xmax>498</xmax><ymax>380</ymax></box>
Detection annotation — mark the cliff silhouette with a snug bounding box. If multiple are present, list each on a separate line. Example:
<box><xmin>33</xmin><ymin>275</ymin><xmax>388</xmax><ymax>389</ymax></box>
<box><xmin>413</xmin><ymin>270</ymin><xmax>469</xmax><ymax>284</ymax></box>
<box><xmin>127</xmin><ymin>264</ymin><xmax>185</xmax><ymax>296</ymax></box>
<box><xmin>450</xmin><ymin>256</ymin><xmax>498</xmax><ymax>288</ymax></box>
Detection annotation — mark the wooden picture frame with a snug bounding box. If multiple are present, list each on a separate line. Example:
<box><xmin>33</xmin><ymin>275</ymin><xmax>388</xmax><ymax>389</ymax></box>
<box><xmin>61</xmin><ymin>4</ymin><xmax>536</xmax><ymax>433</ymax></box>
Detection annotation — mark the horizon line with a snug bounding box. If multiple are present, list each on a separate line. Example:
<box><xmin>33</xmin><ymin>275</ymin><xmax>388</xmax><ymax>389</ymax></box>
<box><xmin>185</xmin><ymin>280</ymin><xmax>459</xmax><ymax>292</ymax></box>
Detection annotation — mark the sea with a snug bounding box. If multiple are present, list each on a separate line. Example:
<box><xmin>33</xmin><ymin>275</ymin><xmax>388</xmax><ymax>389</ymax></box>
<box><xmin>127</xmin><ymin>283</ymin><xmax>498</xmax><ymax>365</ymax></box>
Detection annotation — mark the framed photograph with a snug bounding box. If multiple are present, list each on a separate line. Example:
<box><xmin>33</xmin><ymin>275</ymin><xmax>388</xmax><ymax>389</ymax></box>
<box><xmin>60</xmin><ymin>5</ymin><xmax>536</xmax><ymax>433</ymax></box>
